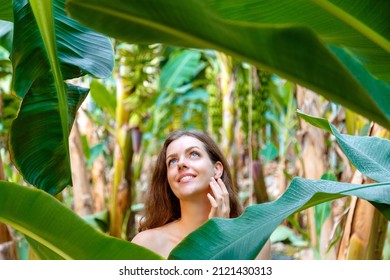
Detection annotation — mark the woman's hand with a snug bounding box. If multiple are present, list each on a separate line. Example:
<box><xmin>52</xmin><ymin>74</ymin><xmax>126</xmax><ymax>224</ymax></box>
<box><xmin>207</xmin><ymin>177</ymin><xmax>230</xmax><ymax>218</ymax></box>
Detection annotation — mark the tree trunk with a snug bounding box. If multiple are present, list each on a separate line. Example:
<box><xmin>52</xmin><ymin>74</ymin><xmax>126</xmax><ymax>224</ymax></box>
<box><xmin>69</xmin><ymin>119</ymin><xmax>94</xmax><ymax>216</ymax></box>
<box><xmin>296</xmin><ymin>86</ymin><xmax>332</xmax><ymax>257</ymax></box>
<box><xmin>91</xmin><ymin>154</ymin><xmax>108</xmax><ymax>212</ymax></box>
<box><xmin>216</xmin><ymin>52</ymin><xmax>237</xmax><ymax>188</ymax></box>
<box><xmin>77</xmin><ymin>103</ymin><xmax>108</xmax><ymax>213</ymax></box>
<box><xmin>337</xmin><ymin>177</ymin><xmax>388</xmax><ymax>259</ymax></box>
<box><xmin>109</xmin><ymin>73</ymin><xmax>134</xmax><ymax>238</ymax></box>
<box><xmin>252</xmin><ymin>160</ymin><xmax>269</xmax><ymax>203</ymax></box>
<box><xmin>0</xmin><ymin>224</ymin><xmax>18</xmax><ymax>260</ymax></box>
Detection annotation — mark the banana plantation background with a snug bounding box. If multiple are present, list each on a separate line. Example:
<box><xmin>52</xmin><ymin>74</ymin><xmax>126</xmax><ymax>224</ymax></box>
<box><xmin>0</xmin><ymin>0</ymin><xmax>389</xmax><ymax>260</ymax></box>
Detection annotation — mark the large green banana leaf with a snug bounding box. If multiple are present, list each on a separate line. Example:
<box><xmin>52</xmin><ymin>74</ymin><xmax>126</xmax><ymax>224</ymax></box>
<box><xmin>12</xmin><ymin>0</ymin><xmax>113</xmax><ymax>98</ymax></box>
<box><xmin>65</xmin><ymin>0</ymin><xmax>390</xmax><ymax>130</ymax></box>
<box><xmin>10</xmin><ymin>82</ymin><xmax>88</xmax><ymax>194</ymax></box>
<box><xmin>206</xmin><ymin>0</ymin><xmax>390</xmax><ymax>82</ymax></box>
<box><xmin>170</xmin><ymin>178</ymin><xmax>390</xmax><ymax>259</ymax></box>
<box><xmin>0</xmin><ymin>0</ymin><xmax>13</xmax><ymax>22</ymax></box>
<box><xmin>170</xmin><ymin>120</ymin><xmax>390</xmax><ymax>259</ymax></box>
<box><xmin>0</xmin><ymin>181</ymin><xmax>163</xmax><ymax>260</ymax></box>
<box><xmin>9</xmin><ymin>0</ymin><xmax>114</xmax><ymax>194</ymax></box>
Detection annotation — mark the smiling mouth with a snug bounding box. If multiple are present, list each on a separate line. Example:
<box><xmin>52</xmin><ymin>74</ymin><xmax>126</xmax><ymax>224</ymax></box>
<box><xmin>179</xmin><ymin>175</ymin><xmax>196</xmax><ymax>183</ymax></box>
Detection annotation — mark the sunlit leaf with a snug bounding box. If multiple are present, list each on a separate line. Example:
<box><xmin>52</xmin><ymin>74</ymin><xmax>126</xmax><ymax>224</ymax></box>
<box><xmin>0</xmin><ymin>20</ymin><xmax>13</xmax><ymax>52</ymax></box>
<box><xmin>66</xmin><ymin>0</ymin><xmax>390</xmax><ymax>129</ymax></box>
<box><xmin>90</xmin><ymin>79</ymin><xmax>116</xmax><ymax>118</ymax></box>
<box><xmin>159</xmin><ymin>49</ymin><xmax>201</xmax><ymax>90</ymax></box>
<box><xmin>170</xmin><ymin>177</ymin><xmax>390</xmax><ymax>259</ymax></box>
<box><xmin>0</xmin><ymin>181</ymin><xmax>163</xmax><ymax>260</ymax></box>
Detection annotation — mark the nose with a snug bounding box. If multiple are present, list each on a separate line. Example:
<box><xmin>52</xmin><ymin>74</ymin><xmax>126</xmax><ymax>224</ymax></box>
<box><xmin>177</xmin><ymin>157</ymin><xmax>188</xmax><ymax>169</ymax></box>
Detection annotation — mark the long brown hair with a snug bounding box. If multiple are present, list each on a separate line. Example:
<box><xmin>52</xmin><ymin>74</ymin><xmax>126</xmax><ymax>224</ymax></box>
<box><xmin>138</xmin><ymin>129</ymin><xmax>243</xmax><ymax>231</ymax></box>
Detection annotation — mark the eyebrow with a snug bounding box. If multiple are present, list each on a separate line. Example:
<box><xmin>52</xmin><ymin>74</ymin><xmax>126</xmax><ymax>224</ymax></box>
<box><xmin>166</xmin><ymin>146</ymin><xmax>202</xmax><ymax>161</ymax></box>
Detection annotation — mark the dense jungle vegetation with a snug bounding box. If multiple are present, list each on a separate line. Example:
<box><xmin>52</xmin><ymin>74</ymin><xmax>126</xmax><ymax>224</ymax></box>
<box><xmin>0</xmin><ymin>0</ymin><xmax>389</xmax><ymax>260</ymax></box>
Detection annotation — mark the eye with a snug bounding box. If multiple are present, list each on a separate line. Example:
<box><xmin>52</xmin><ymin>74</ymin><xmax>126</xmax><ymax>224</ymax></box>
<box><xmin>190</xmin><ymin>151</ymin><xmax>200</xmax><ymax>158</ymax></box>
<box><xmin>168</xmin><ymin>158</ymin><xmax>177</xmax><ymax>166</ymax></box>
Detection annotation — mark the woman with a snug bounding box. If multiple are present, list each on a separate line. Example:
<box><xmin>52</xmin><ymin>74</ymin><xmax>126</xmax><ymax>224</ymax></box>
<box><xmin>132</xmin><ymin>130</ymin><xmax>270</xmax><ymax>259</ymax></box>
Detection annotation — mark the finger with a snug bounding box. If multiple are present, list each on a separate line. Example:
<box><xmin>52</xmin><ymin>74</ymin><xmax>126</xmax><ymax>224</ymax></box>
<box><xmin>215</xmin><ymin>178</ymin><xmax>229</xmax><ymax>211</ymax></box>
<box><xmin>217</xmin><ymin>178</ymin><xmax>229</xmax><ymax>197</ymax></box>
<box><xmin>209</xmin><ymin>177</ymin><xmax>223</xmax><ymax>200</ymax></box>
<box><xmin>207</xmin><ymin>193</ymin><xmax>217</xmax><ymax>218</ymax></box>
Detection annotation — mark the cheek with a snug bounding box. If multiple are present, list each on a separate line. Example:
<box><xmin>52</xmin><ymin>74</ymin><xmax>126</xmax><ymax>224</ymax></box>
<box><xmin>167</xmin><ymin>168</ymin><xmax>175</xmax><ymax>185</ymax></box>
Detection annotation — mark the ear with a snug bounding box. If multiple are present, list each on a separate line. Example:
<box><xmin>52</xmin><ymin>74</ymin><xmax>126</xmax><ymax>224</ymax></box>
<box><xmin>213</xmin><ymin>161</ymin><xmax>223</xmax><ymax>179</ymax></box>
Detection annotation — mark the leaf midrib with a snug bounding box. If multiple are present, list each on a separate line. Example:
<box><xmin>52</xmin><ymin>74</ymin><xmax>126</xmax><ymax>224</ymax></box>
<box><xmin>312</xmin><ymin>0</ymin><xmax>390</xmax><ymax>53</ymax></box>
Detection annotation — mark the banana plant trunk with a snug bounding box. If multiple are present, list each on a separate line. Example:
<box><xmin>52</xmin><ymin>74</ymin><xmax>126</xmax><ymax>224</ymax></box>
<box><xmin>69</xmin><ymin>119</ymin><xmax>94</xmax><ymax>216</ymax></box>
<box><xmin>216</xmin><ymin>52</ymin><xmax>238</xmax><ymax>188</ymax></box>
<box><xmin>109</xmin><ymin>72</ymin><xmax>134</xmax><ymax>238</ymax></box>
<box><xmin>252</xmin><ymin>160</ymin><xmax>269</xmax><ymax>203</ymax></box>
<box><xmin>296</xmin><ymin>86</ymin><xmax>331</xmax><ymax>257</ymax></box>
<box><xmin>0</xmin><ymin>223</ymin><xmax>17</xmax><ymax>260</ymax></box>
<box><xmin>78</xmin><ymin>108</ymin><xmax>108</xmax><ymax>212</ymax></box>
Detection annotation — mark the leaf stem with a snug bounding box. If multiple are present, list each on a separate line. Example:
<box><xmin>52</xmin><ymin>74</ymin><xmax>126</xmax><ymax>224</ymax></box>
<box><xmin>29</xmin><ymin>0</ymin><xmax>71</xmax><ymax>178</ymax></box>
<box><xmin>313</xmin><ymin>0</ymin><xmax>390</xmax><ymax>52</ymax></box>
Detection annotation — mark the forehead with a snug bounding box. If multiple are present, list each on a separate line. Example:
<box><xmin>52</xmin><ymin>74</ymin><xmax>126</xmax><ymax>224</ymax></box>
<box><xmin>166</xmin><ymin>135</ymin><xmax>206</xmax><ymax>155</ymax></box>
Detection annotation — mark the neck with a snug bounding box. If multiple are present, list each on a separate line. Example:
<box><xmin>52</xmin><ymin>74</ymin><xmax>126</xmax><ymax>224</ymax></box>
<box><xmin>176</xmin><ymin>195</ymin><xmax>211</xmax><ymax>237</ymax></box>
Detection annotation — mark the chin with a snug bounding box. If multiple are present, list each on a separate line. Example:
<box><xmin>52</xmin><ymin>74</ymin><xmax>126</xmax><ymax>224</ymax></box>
<box><xmin>173</xmin><ymin>183</ymin><xmax>208</xmax><ymax>199</ymax></box>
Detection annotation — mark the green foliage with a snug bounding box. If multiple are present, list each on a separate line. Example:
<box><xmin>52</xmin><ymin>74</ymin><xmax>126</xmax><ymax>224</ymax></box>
<box><xmin>170</xmin><ymin>118</ymin><xmax>390</xmax><ymax>259</ymax></box>
<box><xmin>66</xmin><ymin>0</ymin><xmax>390</xmax><ymax>130</ymax></box>
<box><xmin>270</xmin><ymin>224</ymin><xmax>307</xmax><ymax>247</ymax></box>
<box><xmin>116</xmin><ymin>43</ymin><xmax>160</xmax><ymax>129</ymax></box>
<box><xmin>90</xmin><ymin>79</ymin><xmax>116</xmax><ymax>119</ymax></box>
<box><xmin>146</xmin><ymin>48</ymin><xmax>208</xmax><ymax>141</ymax></box>
<box><xmin>267</xmin><ymin>77</ymin><xmax>298</xmax><ymax>159</ymax></box>
<box><xmin>0</xmin><ymin>181</ymin><xmax>163</xmax><ymax>260</ymax></box>
<box><xmin>7</xmin><ymin>0</ymin><xmax>114</xmax><ymax>194</ymax></box>
<box><xmin>238</xmin><ymin>67</ymin><xmax>271</xmax><ymax>143</ymax></box>
<box><xmin>10</xmin><ymin>83</ymin><xmax>88</xmax><ymax>194</ymax></box>
<box><xmin>0</xmin><ymin>93</ymin><xmax>19</xmax><ymax>134</ymax></box>
<box><xmin>0</xmin><ymin>0</ymin><xmax>388</xmax><ymax>260</ymax></box>
<box><xmin>384</xmin><ymin>222</ymin><xmax>390</xmax><ymax>260</ymax></box>
<box><xmin>205</xmin><ymin>64</ymin><xmax>222</xmax><ymax>139</ymax></box>
<box><xmin>80</xmin><ymin>134</ymin><xmax>105</xmax><ymax>170</ymax></box>
<box><xmin>0</xmin><ymin>0</ymin><xmax>13</xmax><ymax>22</ymax></box>
<box><xmin>170</xmin><ymin>177</ymin><xmax>390</xmax><ymax>259</ymax></box>
<box><xmin>0</xmin><ymin>20</ymin><xmax>13</xmax><ymax>52</ymax></box>
<box><xmin>260</xmin><ymin>142</ymin><xmax>278</xmax><ymax>164</ymax></box>
<box><xmin>297</xmin><ymin>110</ymin><xmax>390</xmax><ymax>182</ymax></box>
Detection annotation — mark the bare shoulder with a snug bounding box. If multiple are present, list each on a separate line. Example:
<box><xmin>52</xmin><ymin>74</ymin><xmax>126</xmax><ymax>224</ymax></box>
<box><xmin>131</xmin><ymin>223</ymin><xmax>180</xmax><ymax>258</ymax></box>
<box><xmin>255</xmin><ymin>239</ymin><xmax>271</xmax><ymax>260</ymax></box>
<box><xmin>131</xmin><ymin>228</ymin><xmax>164</xmax><ymax>250</ymax></box>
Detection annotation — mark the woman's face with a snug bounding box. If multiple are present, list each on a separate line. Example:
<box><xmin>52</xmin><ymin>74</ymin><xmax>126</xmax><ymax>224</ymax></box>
<box><xmin>165</xmin><ymin>135</ymin><xmax>222</xmax><ymax>200</ymax></box>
